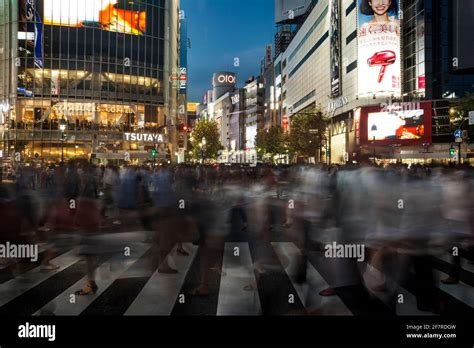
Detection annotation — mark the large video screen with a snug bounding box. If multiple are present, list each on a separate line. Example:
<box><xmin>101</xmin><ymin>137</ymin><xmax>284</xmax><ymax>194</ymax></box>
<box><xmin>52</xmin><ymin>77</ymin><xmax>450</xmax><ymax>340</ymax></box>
<box><xmin>368</xmin><ymin>110</ymin><xmax>425</xmax><ymax>141</ymax></box>
<box><xmin>358</xmin><ymin>102</ymin><xmax>432</xmax><ymax>146</ymax></box>
<box><xmin>357</xmin><ymin>0</ymin><xmax>401</xmax><ymax>96</ymax></box>
<box><xmin>43</xmin><ymin>0</ymin><xmax>147</xmax><ymax>35</ymax></box>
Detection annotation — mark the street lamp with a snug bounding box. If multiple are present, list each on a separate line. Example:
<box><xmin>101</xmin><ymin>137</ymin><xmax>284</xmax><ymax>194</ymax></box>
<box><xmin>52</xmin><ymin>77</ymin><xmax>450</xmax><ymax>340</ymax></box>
<box><xmin>371</xmin><ymin>125</ymin><xmax>377</xmax><ymax>165</ymax></box>
<box><xmin>59</xmin><ymin>118</ymin><xmax>67</xmax><ymax>165</ymax></box>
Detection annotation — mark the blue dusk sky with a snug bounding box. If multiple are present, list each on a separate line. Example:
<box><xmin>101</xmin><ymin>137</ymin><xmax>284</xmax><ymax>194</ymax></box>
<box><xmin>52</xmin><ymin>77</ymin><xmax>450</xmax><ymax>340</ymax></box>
<box><xmin>181</xmin><ymin>0</ymin><xmax>276</xmax><ymax>102</ymax></box>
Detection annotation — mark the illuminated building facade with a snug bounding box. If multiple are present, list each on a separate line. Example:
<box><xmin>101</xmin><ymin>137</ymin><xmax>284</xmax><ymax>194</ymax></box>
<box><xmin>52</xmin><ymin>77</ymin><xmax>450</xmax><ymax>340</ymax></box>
<box><xmin>277</xmin><ymin>0</ymin><xmax>474</xmax><ymax>165</ymax></box>
<box><xmin>0</xmin><ymin>0</ymin><xmax>180</xmax><ymax>164</ymax></box>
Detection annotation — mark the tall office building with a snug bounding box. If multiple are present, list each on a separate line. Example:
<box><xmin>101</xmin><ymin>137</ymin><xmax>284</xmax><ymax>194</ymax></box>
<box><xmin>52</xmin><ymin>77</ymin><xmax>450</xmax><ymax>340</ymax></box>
<box><xmin>274</xmin><ymin>25</ymin><xmax>295</xmax><ymax>57</ymax></box>
<box><xmin>275</xmin><ymin>0</ymin><xmax>315</xmax><ymax>25</ymax></box>
<box><xmin>0</xmin><ymin>0</ymin><xmax>180</xmax><ymax>164</ymax></box>
<box><xmin>401</xmin><ymin>0</ymin><xmax>474</xmax><ymax>143</ymax></box>
<box><xmin>276</xmin><ymin>0</ymin><xmax>474</xmax><ymax>164</ymax></box>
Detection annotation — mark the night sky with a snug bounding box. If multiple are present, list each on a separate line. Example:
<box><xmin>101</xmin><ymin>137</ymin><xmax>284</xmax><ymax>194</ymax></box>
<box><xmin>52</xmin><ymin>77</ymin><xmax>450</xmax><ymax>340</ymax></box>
<box><xmin>181</xmin><ymin>0</ymin><xmax>276</xmax><ymax>102</ymax></box>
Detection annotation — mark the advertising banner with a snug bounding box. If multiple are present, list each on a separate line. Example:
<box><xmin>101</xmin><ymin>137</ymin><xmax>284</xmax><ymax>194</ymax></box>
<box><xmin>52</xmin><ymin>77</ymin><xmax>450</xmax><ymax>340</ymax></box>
<box><xmin>368</xmin><ymin>109</ymin><xmax>425</xmax><ymax>141</ymax></box>
<box><xmin>187</xmin><ymin>103</ymin><xmax>199</xmax><ymax>114</ymax></box>
<box><xmin>179</xmin><ymin>16</ymin><xmax>188</xmax><ymax>95</ymax></box>
<box><xmin>179</xmin><ymin>67</ymin><xmax>187</xmax><ymax>94</ymax></box>
<box><xmin>43</xmin><ymin>0</ymin><xmax>147</xmax><ymax>36</ymax></box>
<box><xmin>26</xmin><ymin>0</ymin><xmax>44</xmax><ymax>68</ymax></box>
<box><xmin>330</xmin><ymin>0</ymin><xmax>341</xmax><ymax>98</ymax></box>
<box><xmin>359</xmin><ymin>102</ymin><xmax>432</xmax><ymax>146</ymax></box>
<box><xmin>357</xmin><ymin>0</ymin><xmax>401</xmax><ymax>96</ymax></box>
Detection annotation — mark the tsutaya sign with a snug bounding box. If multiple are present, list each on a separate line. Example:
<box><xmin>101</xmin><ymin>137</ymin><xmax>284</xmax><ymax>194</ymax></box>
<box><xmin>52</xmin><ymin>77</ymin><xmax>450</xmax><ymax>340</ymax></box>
<box><xmin>124</xmin><ymin>133</ymin><xmax>164</xmax><ymax>143</ymax></box>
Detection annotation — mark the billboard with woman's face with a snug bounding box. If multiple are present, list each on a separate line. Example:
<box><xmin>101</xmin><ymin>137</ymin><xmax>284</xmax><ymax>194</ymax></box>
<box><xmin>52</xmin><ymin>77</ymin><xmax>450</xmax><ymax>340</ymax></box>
<box><xmin>357</xmin><ymin>0</ymin><xmax>401</xmax><ymax>97</ymax></box>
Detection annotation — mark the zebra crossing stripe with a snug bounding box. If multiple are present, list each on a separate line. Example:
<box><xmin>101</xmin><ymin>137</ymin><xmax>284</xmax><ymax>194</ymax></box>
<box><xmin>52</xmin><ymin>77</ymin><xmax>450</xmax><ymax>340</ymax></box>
<box><xmin>124</xmin><ymin>243</ymin><xmax>198</xmax><ymax>316</ymax></box>
<box><xmin>362</xmin><ymin>263</ymin><xmax>436</xmax><ymax>316</ymax></box>
<box><xmin>217</xmin><ymin>243</ymin><xmax>261</xmax><ymax>316</ymax></box>
<box><xmin>437</xmin><ymin>254</ymin><xmax>474</xmax><ymax>275</ymax></box>
<box><xmin>0</xmin><ymin>248</ymin><xmax>81</xmax><ymax>308</ymax></box>
<box><xmin>34</xmin><ymin>242</ymin><xmax>151</xmax><ymax>316</ymax></box>
<box><xmin>272</xmin><ymin>242</ymin><xmax>353</xmax><ymax>315</ymax></box>
<box><xmin>433</xmin><ymin>270</ymin><xmax>474</xmax><ymax>308</ymax></box>
<box><xmin>2</xmin><ymin>240</ymin><xmax>473</xmax><ymax>316</ymax></box>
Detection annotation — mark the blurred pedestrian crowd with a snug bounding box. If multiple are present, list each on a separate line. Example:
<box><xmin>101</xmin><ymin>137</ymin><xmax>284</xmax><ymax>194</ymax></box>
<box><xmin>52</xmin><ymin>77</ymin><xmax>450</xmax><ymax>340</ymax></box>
<box><xmin>0</xmin><ymin>162</ymin><xmax>473</xmax><ymax>312</ymax></box>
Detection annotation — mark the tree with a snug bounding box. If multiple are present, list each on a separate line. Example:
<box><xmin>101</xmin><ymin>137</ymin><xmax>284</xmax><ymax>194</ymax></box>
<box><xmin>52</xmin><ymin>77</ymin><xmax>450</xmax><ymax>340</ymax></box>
<box><xmin>255</xmin><ymin>126</ymin><xmax>287</xmax><ymax>162</ymax></box>
<box><xmin>452</xmin><ymin>94</ymin><xmax>474</xmax><ymax>139</ymax></box>
<box><xmin>287</xmin><ymin>108</ymin><xmax>330</xmax><ymax>161</ymax></box>
<box><xmin>458</xmin><ymin>93</ymin><xmax>474</xmax><ymax>117</ymax></box>
<box><xmin>189</xmin><ymin>118</ymin><xmax>223</xmax><ymax>161</ymax></box>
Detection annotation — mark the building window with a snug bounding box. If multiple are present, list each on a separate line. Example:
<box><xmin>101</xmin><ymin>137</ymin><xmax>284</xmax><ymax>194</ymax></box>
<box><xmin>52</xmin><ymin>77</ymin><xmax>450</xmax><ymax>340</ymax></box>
<box><xmin>287</xmin><ymin>6</ymin><xmax>329</xmax><ymax>63</ymax></box>
<box><xmin>289</xmin><ymin>31</ymin><xmax>329</xmax><ymax>78</ymax></box>
<box><xmin>346</xmin><ymin>60</ymin><xmax>357</xmax><ymax>74</ymax></box>
<box><xmin>275</xmin><ymin>62</ymin><xmax>282</xmax><ymax>76</ymax></box>
<box><xmin>346</xmin><ymin>30</ymin><xmax>357</xmax><ymax>45</ymax></box>
<box><xmin>293</xmin><ymin>90</ymin><xmax>316</xmax><ymax>110</ymax></box>
<box><xmin>346</xmin><ymin>0</ymin><xmax>356</xmax><ymax>16</ymax></box>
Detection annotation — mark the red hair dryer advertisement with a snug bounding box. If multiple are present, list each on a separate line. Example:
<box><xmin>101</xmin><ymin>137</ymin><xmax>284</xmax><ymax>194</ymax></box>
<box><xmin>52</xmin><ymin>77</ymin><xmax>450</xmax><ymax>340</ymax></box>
<box><xmin>358</xmin><ymin>0</ymin><xmax>401</xmax><ymax>96</ymax></box>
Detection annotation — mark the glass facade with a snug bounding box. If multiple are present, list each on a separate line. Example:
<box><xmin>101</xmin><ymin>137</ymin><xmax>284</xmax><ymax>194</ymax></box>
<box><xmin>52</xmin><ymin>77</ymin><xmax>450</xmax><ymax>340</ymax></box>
<box><xmin>402</xmin><ymin>0</ymin><xmax>474</xmax><ymax>144</ymax></box>
<box><xmin>402</xmin><ymin>0</ymin><xmax>426</xmax><ymax>98</ymax></box>
<box><xmin>0</xmin><ymin>0</ymin><xmax>180</xmax><ymax>163</ymax></box>
<box><xmin>403</xmin><ymin>0</ymin><xmax>474</xmax><ymax>100</ymax></box>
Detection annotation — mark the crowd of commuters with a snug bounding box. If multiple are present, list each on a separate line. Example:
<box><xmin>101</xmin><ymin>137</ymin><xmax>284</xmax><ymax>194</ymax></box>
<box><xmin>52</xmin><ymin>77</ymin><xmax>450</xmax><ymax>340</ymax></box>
<box><xmin>0</xmin><ymin>161</ymin><xmax>473</xmax><ymax>313</ymax></box>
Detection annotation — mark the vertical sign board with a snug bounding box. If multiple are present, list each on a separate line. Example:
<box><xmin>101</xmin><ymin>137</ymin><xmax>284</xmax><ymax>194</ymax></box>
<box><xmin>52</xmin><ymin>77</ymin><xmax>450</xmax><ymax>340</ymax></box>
<box><xmin>357</xmin><ymin>0</ymin><xmax>401</xmax><ymax>96</ymax></box>
<box><xmin>179</xmin><ymin>15</ymin><xmax>188</xmax><ymax>95</ymax></box>
<box><xmin>265</xmin><ymin>44</ymin><xmax>273</xmax><ymax>68</ymax></box>
<box><xmin>26</xmin><ymin>0</ymin><xmax>44</xmax><ymax>68</ymax></box>
<box><xmin>469</xmin><ymin>111</ymin><xmax>474</xmax><ymax>126</ymax></box>
<box><xmin>330</xmin><ymin>0</ymin><xmax>341</xmax><ymax>98</ymax></box>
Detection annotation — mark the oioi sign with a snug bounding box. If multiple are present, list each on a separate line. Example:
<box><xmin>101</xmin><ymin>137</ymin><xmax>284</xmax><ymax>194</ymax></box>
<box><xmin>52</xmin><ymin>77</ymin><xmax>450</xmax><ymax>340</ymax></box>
<box><xmin>217</xmin><ymin>74</ymin><xmax>235</xmax><ymax>84</ymax></box>
<box><xmin>213</xmin><ymin>72</ymin><xmax>236</xmax><ymax>87</ymax></box>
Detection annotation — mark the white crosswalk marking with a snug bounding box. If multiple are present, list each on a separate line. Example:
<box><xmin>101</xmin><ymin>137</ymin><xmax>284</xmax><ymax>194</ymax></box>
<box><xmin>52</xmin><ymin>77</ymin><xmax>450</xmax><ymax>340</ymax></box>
<box><xmin>1</xmin><ymin>237</ymin><xmax>473</xmax><ymax>316</ymax></box>
<box><xmin>217</xmin><ymin>243</ymin><xmax>261</xmax><ymax>315</ymax></box>
<box><xmin>437</xmin><ymin>254</ymin><xmax>474</xmax><ymax>274</ymax></box>
<box><xmin>362</xmin><ymin>264</ymin><xmax>436</xmax><ymax>316</ymax></box>
<box><xmin>434</xmin><ymin>270</ymin><xmax>474</xmax><ymax>308</ymax></box>
<box><xmin>272</xmin><ymin>242</ymin><xmax>353</xmax><ymax>315</ymax></box>
<box><xmin>125</xmin><ymin>243</ymin><xmax>198</xmax><ymax>316</ymax></box>
<box><xmin>0</xmin><ymin>248</ymin><xmax>81</xmax><ymax>307</ymax></box>
<box><xmin>34</xmin><ymin>242</ymin><xmax>151</xmax><ymax>316</ymax></box>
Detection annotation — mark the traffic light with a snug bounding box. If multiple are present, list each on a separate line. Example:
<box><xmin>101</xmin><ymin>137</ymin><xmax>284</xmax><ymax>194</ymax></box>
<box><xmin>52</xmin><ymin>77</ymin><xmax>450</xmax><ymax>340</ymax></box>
<box><xmin>178</xmin><ymin>124</ymin><xmax>189</xmax><ymax>133</ymax></box>
<box><xmin>151</xmin><ymin>148</ymin><xmax>157</xmax><ymax>158</ymax></box>
<box><xmin>449</xmin><ymin>146</ymin><xmax>456</xmax><ymax>158</ymax></box>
